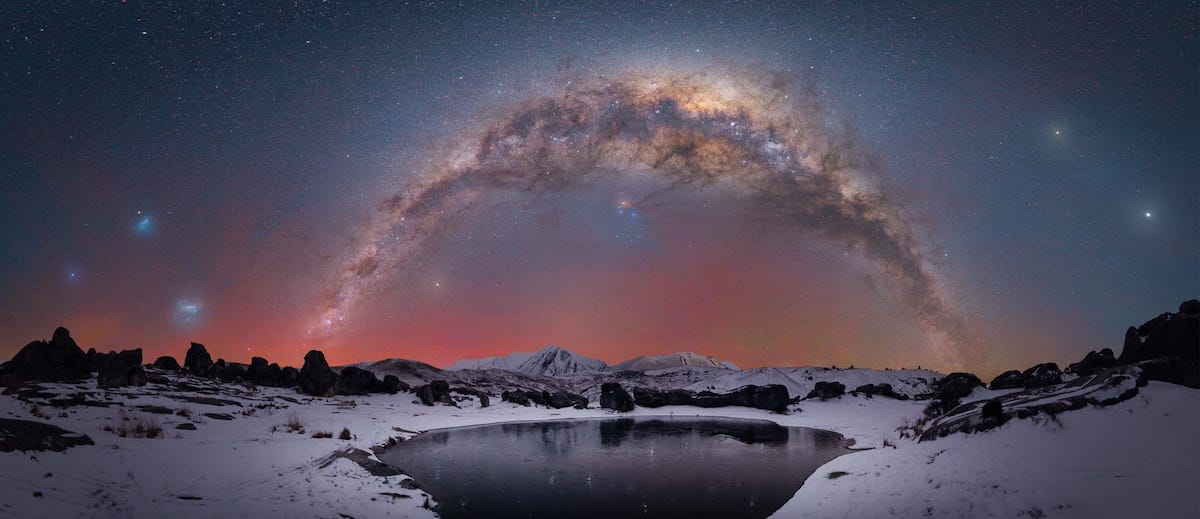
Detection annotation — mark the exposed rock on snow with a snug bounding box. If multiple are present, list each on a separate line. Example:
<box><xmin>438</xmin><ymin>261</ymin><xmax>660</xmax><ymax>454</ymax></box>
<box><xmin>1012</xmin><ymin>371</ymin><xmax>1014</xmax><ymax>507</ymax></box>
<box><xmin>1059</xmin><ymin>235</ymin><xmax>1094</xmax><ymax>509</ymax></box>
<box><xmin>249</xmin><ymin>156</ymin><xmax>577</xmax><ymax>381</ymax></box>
<box><xmin>988</xmin><ymin>369</ymin><xmax>1024</xmax><ymax>389</ymax></box>
<box><xmin>1021</xmin><ymin>362</ymin><xmax>1063</xmax><ymax>389</ymax></box>
<box><xmin>94</xmin><ymin>348</ymin><xmax>147</xmax><ymax>388</ymax></box>
<box><xmin>0</xmin><ymin>418</ymin><xmax>94</xmax><ymax>452</ymax></box>
<box><xmin>1117</xmin><ymin>299</ymin><xmax>1199</xmax><ymax>387</ymax></box>
<box><xmin>299</xmin><ymin>350</ymin><xmax>337</xmax><ymax>397</ymax></box>
<box><xmin>1066</xmin><ymin>348</ymin><xmax>1117</xmax><ymax>377</ymax></box>
<box><xmin>0</xmin><ymin>327</ymin><xmax>91</xmax><ymax>384</ymax></box>
<box><xmin>183</xmin><ymin>342</ymin><xmax>213</xmax><ymax>376</ymax></box>
<box><xmin>333</xmin><ymin>366</ymin><xmax>380</xmax><ymax>395</ymax></box>
<box><xmin>153</xmin><ymin>355</ymin><xmax>181</xmax><ymax>371</ymax></box>
<box><xmin>920</xmin><ymin>368</ymin><xmax>1142</xmax><ymax>441</ymax></box>
<box><xmin>600</xmin><ymin>382</ymin><xmax>635</xmax><ymax>412</ymax></box>
<box><xmin>806</xmin><ymin>381</ymin><xmax>846</xmax><ymax>400</ymax></box>
<box><xmin>934</xmin><ymin>372</ymin><xmax>983</xmax><ymax>400</ymax></box>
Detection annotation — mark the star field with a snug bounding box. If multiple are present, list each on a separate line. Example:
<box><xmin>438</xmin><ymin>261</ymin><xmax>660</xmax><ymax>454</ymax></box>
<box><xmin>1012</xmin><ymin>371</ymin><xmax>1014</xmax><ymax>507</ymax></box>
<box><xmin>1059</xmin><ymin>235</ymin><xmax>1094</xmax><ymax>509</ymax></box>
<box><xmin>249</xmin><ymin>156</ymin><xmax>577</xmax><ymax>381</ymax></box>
<box><xmin>0</xmin><ymin>1</ymin><xmax>1195</xmax><ymax>375</ymax></box>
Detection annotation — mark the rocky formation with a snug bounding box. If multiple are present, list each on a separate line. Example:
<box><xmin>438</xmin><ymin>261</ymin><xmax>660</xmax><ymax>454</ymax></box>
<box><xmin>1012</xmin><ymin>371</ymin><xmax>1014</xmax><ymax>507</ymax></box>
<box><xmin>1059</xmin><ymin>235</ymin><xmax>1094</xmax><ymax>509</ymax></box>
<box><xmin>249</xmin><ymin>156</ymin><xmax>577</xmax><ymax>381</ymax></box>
<box><xmin>0</xmin><ymin>327</ymin><xmax>91</xmax><ymax>383</ymax></box>
<box><xmin>805</xmin><ymin>381</ymin><xmax>845</xmax><ymax>400</ymax></box>
<box><xmin>380</xmin><ymin>374</ymin><xmax>406</xmax><ymax>394</ymax></box>
<box><xmin>988</xmin><ymin>370</ymin><xmax>1024</xmax><ymax>390</ymax></box>
<box><xmin>334</xmin><ymin>367</ymin><xmax>380</xmax><ymax>395</ymax></box>
<box><xmin>244</xmin><ymin>357</ymin><xmax>279</xmax><ymax>386</ymax></box>
<box><xmin>153</xmin><ymin>355</ymin><xmax>181</xmax><ymax>371</ymax></box>
<box><xmin>95</xmin><ymin>348</ymin><xmax>147</xmax><ymax>388</ymax></box>
<box><xmin>280</xmin><ymin>366</ymin><xmax>300</xmax><ymax>388</ymax></box>
<box><xmin>935</xmin><ymin>372</ymin><xmax>983</xmax><ymax>400</ymax></box>
<box><xmin>853</xmin><ymin>383</ymin><xmax>906</xmax><ymax>399</ymax></box>
<box><xmin>921</xmin><ymin>369</ymin><xmax>1141</xmax><ymax>441</ymax></box>
<box><xmin>184</xmin><ymin>342</ymin><xmax>214</xmax><ymax>377</ymax></box>
<box><xmin>298</xmin><ymin>350</ymin><xmax>337</xmax><ymax>396</ymax></box>
<box><xmin>1116</xmin><ymin>299</ymin><xmax>1199</xmax><ymax>388</ymax></box>
<box><xmin>1066</xmin><ymin>348</ymin><xmax>1116</xmax><ymax>377</ymax></box>
<box><xmin>1021</xmin><ymin>363</ymin><xmax>1062</xmax><ymax>389</ymax></box>
<box><xmin>600</xmin><ymin>382</ymin><xmax>635</xmax><ymax>412</ymax></box>
<box><xmin>416</xmin><ymin>380</ymin><xmax>452</xmax><ymax>406</ymax></box>
<box><xmin>498</xmin><ymin>388</ymin><xmax>586</xmax><ymax>409</ymax></box>
<box><xmin>630</xmin><ymin>384</ymin><xmax>790</xmax><ymax>413</ymax></box>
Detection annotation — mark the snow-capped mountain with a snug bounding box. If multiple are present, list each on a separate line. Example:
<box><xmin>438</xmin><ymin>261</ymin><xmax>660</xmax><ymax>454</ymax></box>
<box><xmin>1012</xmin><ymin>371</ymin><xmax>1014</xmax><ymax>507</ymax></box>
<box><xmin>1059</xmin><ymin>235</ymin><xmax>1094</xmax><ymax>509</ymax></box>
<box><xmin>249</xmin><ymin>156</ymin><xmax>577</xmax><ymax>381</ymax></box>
<box><xmin>512</xmin><ymin>345</ymin><xmax>608</xmax><ymax>377</ymax></box>
<box><xmin>446</xmin><ymin>351</ymin><xmax>535</xmax><ymax>371</ymax></box>
<box><xmin>610</xmin><ymin>352</ymin><xmax>739</xmax><ymax>371</ymax></box>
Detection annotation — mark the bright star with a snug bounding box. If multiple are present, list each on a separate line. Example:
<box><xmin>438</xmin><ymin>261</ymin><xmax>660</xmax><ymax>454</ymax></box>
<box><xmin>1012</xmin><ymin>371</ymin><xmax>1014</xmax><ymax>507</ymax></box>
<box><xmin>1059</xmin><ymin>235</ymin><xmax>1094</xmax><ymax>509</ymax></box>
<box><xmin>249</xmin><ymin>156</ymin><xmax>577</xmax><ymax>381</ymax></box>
<box><xmin>1145</xmin><ymin>212</ymin><xmax>1152</xmax><ymax>218</ymax></box>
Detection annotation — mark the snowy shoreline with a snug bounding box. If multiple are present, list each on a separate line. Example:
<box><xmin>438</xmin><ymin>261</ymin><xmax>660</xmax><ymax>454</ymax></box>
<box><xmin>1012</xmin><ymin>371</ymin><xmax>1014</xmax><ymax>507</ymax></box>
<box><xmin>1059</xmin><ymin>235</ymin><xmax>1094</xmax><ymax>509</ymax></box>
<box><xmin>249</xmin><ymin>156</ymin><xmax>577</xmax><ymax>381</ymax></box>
<box><xmin>1</xmin><ymin>369</ymin><xmax>1197</xmax><ymax>518</ymax></box>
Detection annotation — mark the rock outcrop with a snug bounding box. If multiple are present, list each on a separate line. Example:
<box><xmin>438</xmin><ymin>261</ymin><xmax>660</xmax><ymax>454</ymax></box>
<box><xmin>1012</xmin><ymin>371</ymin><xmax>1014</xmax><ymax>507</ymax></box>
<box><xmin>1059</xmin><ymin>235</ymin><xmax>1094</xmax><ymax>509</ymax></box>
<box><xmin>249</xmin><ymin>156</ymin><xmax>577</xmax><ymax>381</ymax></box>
<box><xmin>805</xmin><ymin>381</ymin><xmax>845</xmax><ymax>400</ymax></box>
<box><xmin>1066</xmin><ymin>348</ymin><xmax>1116</xmax><ymax>377</ymax></box>
<box><xmin>988</xmin><ymin>370</ymin><xmax>1024</xmax><ymax>390</ymax></box>
<box><xmin>1021</xmin><ymin>363</ymin><xmax>1062</xmax><ymax>389</ymax></box>
<box><xmin>1</xmin><ymin>327</ymin><xmax>92</xmax><ymax>383</ymax></box>
<box><xmin>416</xmin><ymin>380</ymin><xmax>452</xmax><ymax>406</ymax></box>
<box><xmin>153</xmin><ymin>355</ymin><xmax>181</xmax><ymax>371</ymax></box>
<box><xmin>95</xmin><ymin>348</ymin><xmax>147</xmax><ymax>388</ymax></box>
<box><xmin>334</xmin><ymin>367</ymin><xmax>379</xmax><ymax>395</ymax></box>
<box><xmin>1116</xmin><ymin>299</ymin><xmax>1199</xmax><ymax>388</ymax></box>
<box><xmin>184</xmin><ymin>343</ymin><xmax>213</xmax><ymax>377</ymax></box>
<box><xmin>600</xmin><ymin>382</ymin><xmax>635</xmax><ymax>412</ymax></box>
<box><xmin>935</xmin><ymin>372</ymin><xmax>982</xmax><ymax>400</ymax></box>
<box><xmin>298</xmin><ymin>350</ymin><xmax>337</xmax><ymax>396</ymax></box>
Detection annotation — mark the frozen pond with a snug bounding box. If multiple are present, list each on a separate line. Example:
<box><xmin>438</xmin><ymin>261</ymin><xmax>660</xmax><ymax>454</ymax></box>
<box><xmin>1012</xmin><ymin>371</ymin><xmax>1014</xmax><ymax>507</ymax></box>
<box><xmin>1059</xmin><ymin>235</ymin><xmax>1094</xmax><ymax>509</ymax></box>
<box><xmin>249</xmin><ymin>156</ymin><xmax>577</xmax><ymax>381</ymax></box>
<box><xmin>380</xmin><ymin>416</ymin><xmax>852</xmax><ymax>518</ymax></box>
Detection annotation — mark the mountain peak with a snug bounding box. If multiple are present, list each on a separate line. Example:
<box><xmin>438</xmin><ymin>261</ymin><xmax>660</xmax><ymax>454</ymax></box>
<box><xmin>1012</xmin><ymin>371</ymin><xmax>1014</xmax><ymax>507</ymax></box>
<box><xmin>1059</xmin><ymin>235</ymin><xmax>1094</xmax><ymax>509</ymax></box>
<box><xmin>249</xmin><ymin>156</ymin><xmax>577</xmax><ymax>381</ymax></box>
<box><xmin>515</xmin><ymin>346</ymin><xmax>608</xmax><ymax>377</ymax></box>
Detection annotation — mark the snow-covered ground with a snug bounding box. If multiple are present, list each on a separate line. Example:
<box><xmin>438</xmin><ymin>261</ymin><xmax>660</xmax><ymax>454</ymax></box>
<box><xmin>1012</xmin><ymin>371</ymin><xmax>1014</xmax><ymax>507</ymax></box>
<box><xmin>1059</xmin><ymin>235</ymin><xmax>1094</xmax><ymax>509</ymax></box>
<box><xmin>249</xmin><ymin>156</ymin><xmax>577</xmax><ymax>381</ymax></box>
<box><xmin>1</xmin><ymin>370</ymin><xmax>1196</xmax><ymax>518</ymax></box>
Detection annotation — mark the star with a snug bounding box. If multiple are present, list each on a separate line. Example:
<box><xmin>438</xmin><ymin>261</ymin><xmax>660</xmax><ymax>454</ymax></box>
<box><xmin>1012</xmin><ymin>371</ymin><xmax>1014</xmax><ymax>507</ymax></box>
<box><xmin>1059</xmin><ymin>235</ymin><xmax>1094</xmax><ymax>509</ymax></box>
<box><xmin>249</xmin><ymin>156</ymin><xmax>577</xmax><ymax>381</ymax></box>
<box><xmin>1144</xmin><ymin>211</ymin><xmax>1152</xmax><ymax>219</ymax></box>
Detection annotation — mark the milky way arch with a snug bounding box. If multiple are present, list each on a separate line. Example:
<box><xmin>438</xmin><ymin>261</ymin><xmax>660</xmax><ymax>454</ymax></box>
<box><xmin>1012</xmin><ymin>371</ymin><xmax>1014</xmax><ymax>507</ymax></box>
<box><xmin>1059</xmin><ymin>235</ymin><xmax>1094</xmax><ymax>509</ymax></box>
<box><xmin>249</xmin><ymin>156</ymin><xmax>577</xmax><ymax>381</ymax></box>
<box><xmin>313</xmin><ymin>68</ymin><xmax>982</xmax><ymax>368</ymax></box>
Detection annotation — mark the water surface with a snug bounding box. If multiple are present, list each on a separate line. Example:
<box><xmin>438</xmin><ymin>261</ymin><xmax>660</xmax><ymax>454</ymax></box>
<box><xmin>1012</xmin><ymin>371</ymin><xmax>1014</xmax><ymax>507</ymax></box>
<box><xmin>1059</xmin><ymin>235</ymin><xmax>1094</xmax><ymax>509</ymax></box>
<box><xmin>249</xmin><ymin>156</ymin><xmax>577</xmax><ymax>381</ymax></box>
<box><xmin>380</xmin><ymin>417</ymin><xmax>851</xmax><ymax>519</ymax></box>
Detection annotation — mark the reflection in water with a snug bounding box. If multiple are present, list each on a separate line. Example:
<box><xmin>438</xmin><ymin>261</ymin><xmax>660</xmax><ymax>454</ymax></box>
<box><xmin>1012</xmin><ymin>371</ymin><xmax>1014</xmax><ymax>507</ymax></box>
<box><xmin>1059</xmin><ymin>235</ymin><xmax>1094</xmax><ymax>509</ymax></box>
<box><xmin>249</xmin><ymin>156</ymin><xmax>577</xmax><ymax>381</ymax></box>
<box><xmin>380</xmin><ymin>417</ymin><xmax>851</xmax><ymax>519</ymax></box>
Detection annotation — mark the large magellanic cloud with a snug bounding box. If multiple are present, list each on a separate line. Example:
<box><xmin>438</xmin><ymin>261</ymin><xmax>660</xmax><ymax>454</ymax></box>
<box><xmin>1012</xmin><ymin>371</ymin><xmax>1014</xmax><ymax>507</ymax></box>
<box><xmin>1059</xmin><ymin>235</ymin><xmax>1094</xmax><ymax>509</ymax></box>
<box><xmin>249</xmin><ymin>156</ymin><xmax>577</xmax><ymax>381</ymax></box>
<box><xmin>313</xmin><ymin>66</ymin><xmax>983</xmax><ymax>368</ymax></box>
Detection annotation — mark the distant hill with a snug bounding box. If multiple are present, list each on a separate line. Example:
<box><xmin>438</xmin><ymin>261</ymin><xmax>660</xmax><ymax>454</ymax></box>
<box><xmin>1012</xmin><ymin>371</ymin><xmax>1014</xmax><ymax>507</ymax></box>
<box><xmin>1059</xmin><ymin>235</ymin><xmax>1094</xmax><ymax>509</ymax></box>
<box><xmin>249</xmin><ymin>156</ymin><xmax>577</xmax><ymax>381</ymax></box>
<box><xmin>446</xmin><ymin>351</ymin><xmax>535</xmax><ymax>371</ymax></box>
<box><xmin>610</xmin><ymin>352</ymin><xmax>739</xmax><ymax>371</ymax></box>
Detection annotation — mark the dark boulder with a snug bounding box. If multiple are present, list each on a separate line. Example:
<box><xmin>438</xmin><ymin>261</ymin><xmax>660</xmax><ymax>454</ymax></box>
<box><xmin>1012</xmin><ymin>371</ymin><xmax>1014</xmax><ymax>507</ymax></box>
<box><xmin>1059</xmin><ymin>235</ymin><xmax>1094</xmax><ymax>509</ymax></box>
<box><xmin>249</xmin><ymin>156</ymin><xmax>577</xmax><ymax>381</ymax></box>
<box><xmin>298</xmin><ymin>350</ymin><xmax>337</xmax><ymax>397</ymax></box>
<box><xmin>1118</xmin><ymin>327</ymin><xmax>1144</xmax><ymax>364</ymax></box>
<box><xmin>1066</xmin><ymin>349</ymin><xmax>1116</xmax><ymax>377</ymax></box>
<box><xmin>416</xmin><ymin>380</ymin><xmax>451</xmax><ymax>406</ymax></box>
<box><xmin>547</xmin><ymin>391</ymin><xmax>575</xmax><ymax>409</ymax></box>
<box><xmin>501</xmin><ymin>390</ymin><xmax>531</xmax><ymax>406</ymax></box>
<box><xmin>184</xmin><ymin>343</ymin><xmax>213</xmax><ymax>377</ymax></box>
<box><xmin>153</xmin><ymin>356</ymin><xmax>181</xmax><ymax>371</ymax></box>
<box><xmin>1022</xmin><ymin>363</ymin><xmax>1063</xmax><ymax>389</ymax></box>
<box><xmin>379</xmin><ymin>374</ymin><xmax>405</xmax><ymax>394</ymax></box>
<box><xmin>988</xmin><ymin>370</ymin><xmax>1025</xmax><ymax>390</ymax></box>
<box><xmin>334</xmin><ymin>367</ymin><xmax>379</xmax><ymax>395</ymax></box>
<box><xmin>936</xmin><ymin>373</ymin><xmax>982</xmax><ymax>400</ymax></box>
<box><xmin>280</xmin><ymin>366</ymin><xmax>300</xmax><ymax>388</ymax></box>
<box><xmin>854</xmin><ymin>383</ymin><xmax>901</xmax><ymax>399</ymax></box>
<box><xmin>245</xmin><ymin>357</ymin><xmax>280</xmax><ymax>386</ymax></box>
<box><xmin>97</xmin><ymin>349</ymin><xmax>147</xmax><ymax>388</ymax></box>
<box><xmin>2</xmin><ymin>327</ymin><xmax>92</xmax><ymax>382</ymax></box>
<box><xmin>749</xmin><ymin>384</ymin><xmax>790</xmax><ymax>412</ymax></box>
<box><xmin>805</xmin><ymin>381</ymin><xmax>845</xmax><ymax>400</ymax></box>
<box><xmin>217</xmin><ymin>363</ymin><xmax>245</xmax><ymax>383</ymax></box>
<box><xmin>665</xmin><ymin>389</ymin><xmax>695</xmax><ymax>406</ymax></box>
<box><xmin>631</xmin><ymin>387</ymin><xmax>668</xmax><ymax>408</ymax></box>
<box><xmin>600</xmin><ymin>382</ymin><xmax>635</xmax><ymax>412</ymax></box>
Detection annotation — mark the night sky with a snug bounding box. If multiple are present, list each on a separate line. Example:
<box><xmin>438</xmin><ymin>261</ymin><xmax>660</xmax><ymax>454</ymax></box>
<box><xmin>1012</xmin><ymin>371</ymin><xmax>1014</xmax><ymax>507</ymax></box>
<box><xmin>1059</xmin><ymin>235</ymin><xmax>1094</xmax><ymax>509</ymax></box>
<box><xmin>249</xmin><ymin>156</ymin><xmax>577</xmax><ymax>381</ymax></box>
<box><xmin>2</xmin><ymin>1</ymin><xmax>1196</xmax><ymax>375</ymax></box>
